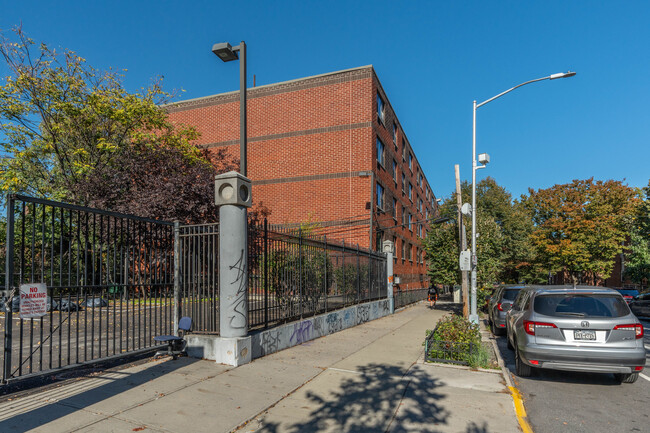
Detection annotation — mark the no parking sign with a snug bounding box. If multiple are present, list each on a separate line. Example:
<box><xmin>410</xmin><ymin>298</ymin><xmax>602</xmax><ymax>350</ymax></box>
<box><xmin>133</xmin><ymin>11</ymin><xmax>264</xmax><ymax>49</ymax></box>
<box><xmin>19</xmin><ymin>283</ymin><xmax>47</xmax><ymax>318</ymax></box>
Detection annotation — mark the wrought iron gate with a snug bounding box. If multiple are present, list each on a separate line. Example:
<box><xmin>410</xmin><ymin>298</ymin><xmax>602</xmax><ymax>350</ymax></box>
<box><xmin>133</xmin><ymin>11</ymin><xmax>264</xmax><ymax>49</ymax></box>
<box><xmin>2</xmin><ymin>195</ymin><xmax>175</xmax><ymax>383</ymax></box>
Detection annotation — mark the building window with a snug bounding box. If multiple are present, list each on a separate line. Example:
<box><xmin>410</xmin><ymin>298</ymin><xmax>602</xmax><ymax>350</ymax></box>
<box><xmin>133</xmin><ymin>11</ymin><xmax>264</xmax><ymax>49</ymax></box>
<box><xmin>418</xmin><ymin>198</ymin><xmax>423</xmax><ymax>213</ymax></box>
<box><xmin>393</xmin><ymin>236</ymin><xmax>397</xmax><ymax>262</ymax></box>
<box><xmin>418</xmin><ymin>173</ymin><xmax>423</xmax><ymax>188</ymax></box>
<box><xmin>375</xmin><ymin>231</ymin><xmax>383</xmax><ymax>252</ymax></box>
<box><xmin>376</xmin><ymin>182</ymin><xmax>385</xmax><ymax>210</ymax></box>
<box><xmin>401</xmin><ymin>240</ymin><xmax>406</xmax><ymax>261</ymax></box>
<box><xmin>418</xmin><ymin>223</ymin><xmax>422</xmax><ymax>237</ymax></box>
<box><xmin>408</xmin><ymin>183</ymin><xmax>413</xmax><ymax>201</ymax></box>
<box><xmin>402</xmin><ymin>138</ymin><xmax>406</xmax><ymax>161</ymax></box>
<box><xmin>408</xmin><ymin>214</ymin><xmax>413</xmax><ymax>231</ymax></box>
<box><xmin>376</xmin><ymin>137</ymin><xmax>385</xmax><ymax>167</ymax></box>
<box><xmin>392</xmin><ymin>159</ymin><xmax>397</xmax><ymax>184</ymax></box>
<box><xmin>392</xmin><ymin>197</ymin><xmax>397</xmax><ymax>219</ymax></box>
<box><xmin>392</xmin><ymin>122</ymin><xmax>397</xmax><ymax>143</ymax></box>
<box><xmin>377</xmin><ymin>92</ymin><xmax>384</xmax><ymax>125</ymax></box>
<box><xmin>409</xmin><ymin>153</ymin><xmax>413</xmax><ymax>171</ymax></box>
<box><xmin>407</xmin><ymin>243</ymin><xmax>412</xmax><ymax>261</ymax></box>
<box><xmin>401</xmin><ymin>173</ymin><xmax>406</xmax><ymax>194</ymax></box>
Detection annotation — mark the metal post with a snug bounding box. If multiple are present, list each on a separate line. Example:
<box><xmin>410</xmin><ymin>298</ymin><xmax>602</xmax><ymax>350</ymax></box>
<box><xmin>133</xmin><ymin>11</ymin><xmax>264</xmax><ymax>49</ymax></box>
<box><xmin>324</xmin><ymin>235</ymin><xmax>328</xmax><ymax>312</ymax></box>
<box><xmin>264</xmin><ymin>218</ymin><xmax>268</xmax><ymax>329</ymax></box>
<box><xmin>298</xmin><ymin>227</ymin><xmax>303</xmax><ymax>318</ymax></box>
<box><xmin>3</xmin><ymin>196</ymin><xmax>15</xmax><ymax>382</ymax></box>
<box><xmin>470</xmin><ymin>100</ymin><xmax>478</xmax><ymax>324</ymax></box>
<box><xmin>173</xmin><ymin>221</ymin><xmax>181</xmax><ymax>336</ymax></box>
<box><xmin>356</xmin><ymin>244</ymin><xmax>360</xmax><ymax>303</ymax></box>
<box><xmin>239</xmin><ymin>41</ymin><xmax>247</xmax><ymax>177</ymax></box>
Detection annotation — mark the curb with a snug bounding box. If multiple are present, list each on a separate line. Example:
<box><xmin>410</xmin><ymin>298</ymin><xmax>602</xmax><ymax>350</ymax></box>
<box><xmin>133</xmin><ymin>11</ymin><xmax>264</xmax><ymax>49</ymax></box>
<box><xmin>486</xmin><ymin>324</ymin><xmax>533</xmax><ymax>433</ymax></box>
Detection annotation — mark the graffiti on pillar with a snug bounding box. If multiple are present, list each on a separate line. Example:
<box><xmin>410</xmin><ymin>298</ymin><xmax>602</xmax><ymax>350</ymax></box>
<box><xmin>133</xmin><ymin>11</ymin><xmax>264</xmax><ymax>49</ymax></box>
<box><xmin>290</xmin><ymin>321</ymin><xmax>312</xmax><ymax>345</ymax></box>
<box><xmin>380</xmin><ymin>299</ymin><xmax>390</xmax><ymax>314</ymax></box>
<box><xmin>357</xmin><ymin>304</ymin><xmax>370</xmax><ymax>325</ymax></box>
<box><xmin>228</xmin><ymin>249</ymin><xmax>247</xmax><ymax>329</ymax></box>
<box><xmin>326</xmin><ymin>313</ymin><xmax>342</xmax><ymax>334</ymax></box>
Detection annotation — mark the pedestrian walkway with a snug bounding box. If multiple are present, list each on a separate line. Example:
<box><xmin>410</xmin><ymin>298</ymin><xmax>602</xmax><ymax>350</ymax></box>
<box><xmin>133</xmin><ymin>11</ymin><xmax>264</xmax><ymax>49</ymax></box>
<box><xmin>0</xmin><ymin>303</ymin><xmax>521</xmax><ymax>432</ymax></box>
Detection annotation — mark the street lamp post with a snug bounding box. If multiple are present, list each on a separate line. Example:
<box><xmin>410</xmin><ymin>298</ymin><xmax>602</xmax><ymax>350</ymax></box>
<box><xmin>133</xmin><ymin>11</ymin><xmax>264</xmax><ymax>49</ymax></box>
<box><xmin>211</xmin><ymin>41</ymin><xmax>253</xmax><ymax>342</ymax></box>
<box><xmin>212</xmin><ymin>41</ymin><xmax>247</xmax><ymax>176</ymax></box>
<box><xmin>469</xmin><ymin>71</ymin><xmax>576</xmax><ymax>324</ymax></box>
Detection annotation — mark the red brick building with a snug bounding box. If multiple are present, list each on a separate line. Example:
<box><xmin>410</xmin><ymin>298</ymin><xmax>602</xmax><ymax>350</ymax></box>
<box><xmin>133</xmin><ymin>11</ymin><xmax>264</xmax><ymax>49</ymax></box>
<box><xmin>166</xmin><ymin>66</ymin><xmax>439</xmax><ymax>289</ymax></box>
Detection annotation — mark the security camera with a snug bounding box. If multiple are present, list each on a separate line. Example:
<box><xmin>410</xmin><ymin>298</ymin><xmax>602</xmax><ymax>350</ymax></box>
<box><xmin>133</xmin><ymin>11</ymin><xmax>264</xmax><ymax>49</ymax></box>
<box><xmin>478</xmin><ymin>153</ymin><xmax>490</xmax><ymax>165</ymax></box>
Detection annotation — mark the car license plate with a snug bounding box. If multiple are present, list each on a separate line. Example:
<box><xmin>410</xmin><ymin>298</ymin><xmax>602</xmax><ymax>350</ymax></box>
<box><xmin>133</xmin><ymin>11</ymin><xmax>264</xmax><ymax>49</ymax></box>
<box><xmin>574</xmin><ymin>330</ymin><xmax>596</xmax><ymax>340</ymax></box>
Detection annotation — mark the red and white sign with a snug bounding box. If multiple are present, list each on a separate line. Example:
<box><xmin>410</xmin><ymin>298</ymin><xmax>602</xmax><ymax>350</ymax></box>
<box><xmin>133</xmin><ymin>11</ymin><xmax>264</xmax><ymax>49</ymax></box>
<box><xmin>19</xmin><ymin>283</ymin><xmax>47</xmax><ymax>318</ymax></box>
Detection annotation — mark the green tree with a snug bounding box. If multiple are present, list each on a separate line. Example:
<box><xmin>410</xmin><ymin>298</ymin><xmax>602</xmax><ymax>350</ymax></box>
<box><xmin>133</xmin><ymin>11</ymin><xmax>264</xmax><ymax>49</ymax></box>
<box><xmin>422</xmin><ymin>221</ymin><xmax>459</xmax><ymax>286</ymax></box>
<box><xmin>430</xmin><ymin>177</ymin><xmax>538</xmax><ymax>285</ymax></box>
<box><xmin>624</xmin><ymin>181</ymin><xmax>650</xmax><ymax>285</ymax></box>
<box><xmin>523</xmin><ymin>178</ymin><xmax>638</xmax><ymax>285</ymax></box>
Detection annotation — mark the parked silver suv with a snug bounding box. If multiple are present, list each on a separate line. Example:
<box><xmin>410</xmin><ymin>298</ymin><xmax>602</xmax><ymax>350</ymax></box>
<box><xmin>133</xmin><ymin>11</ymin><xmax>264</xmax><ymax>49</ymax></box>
<box><xmin>506</xmin><ymin>285</ymin><xmax>646</xmax><ymax>384</ymax></box>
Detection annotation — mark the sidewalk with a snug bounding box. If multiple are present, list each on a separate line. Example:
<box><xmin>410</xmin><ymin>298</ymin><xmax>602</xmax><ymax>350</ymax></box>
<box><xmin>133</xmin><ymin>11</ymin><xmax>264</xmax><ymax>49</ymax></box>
<box><xmin>0</xmin><ymin>303</ymin><xmax>521</xmax><ymax>433</ymax></box>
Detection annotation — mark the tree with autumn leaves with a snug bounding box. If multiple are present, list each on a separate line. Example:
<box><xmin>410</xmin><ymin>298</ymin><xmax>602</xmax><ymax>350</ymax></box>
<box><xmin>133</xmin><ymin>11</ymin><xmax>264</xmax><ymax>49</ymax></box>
<box><xmin>523</xmin><ymin>178</ymin><xmax>638</xmax><ymax>286</ymax></box>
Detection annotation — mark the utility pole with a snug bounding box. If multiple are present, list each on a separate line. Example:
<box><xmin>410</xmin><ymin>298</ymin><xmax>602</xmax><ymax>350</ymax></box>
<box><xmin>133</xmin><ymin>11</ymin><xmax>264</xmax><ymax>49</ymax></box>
<box><xmin>455</xmin><ymin>165</ymin><xmax>469</xmax><ymax>318</ymax></box>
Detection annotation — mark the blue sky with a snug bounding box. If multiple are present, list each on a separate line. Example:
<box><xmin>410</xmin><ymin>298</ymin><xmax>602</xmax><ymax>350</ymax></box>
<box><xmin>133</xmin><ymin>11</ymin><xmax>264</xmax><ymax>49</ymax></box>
<box><xmin>2</xmin><ymin>1</ymin><xmax>648</xmax><ymax>201</ymax></box>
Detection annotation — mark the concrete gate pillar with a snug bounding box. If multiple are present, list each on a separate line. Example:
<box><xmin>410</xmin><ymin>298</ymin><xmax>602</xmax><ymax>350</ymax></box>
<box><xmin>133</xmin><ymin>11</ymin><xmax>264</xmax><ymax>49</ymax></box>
<box><xmin>190</xmin><ymin>171</ymin><xmax>253</xmax><ymax>366</ymax></box>
<box><xmin>382</xmin><ymin>240</ymin><xmax>395</xmax><ymax>314</ymax></box>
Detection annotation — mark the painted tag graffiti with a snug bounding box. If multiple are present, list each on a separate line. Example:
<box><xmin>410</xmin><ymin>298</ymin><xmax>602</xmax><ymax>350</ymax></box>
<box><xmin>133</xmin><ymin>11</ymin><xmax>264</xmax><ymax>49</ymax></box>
<box><xmin>290</xmin><ymin>321</ymin><xmax>312</xmax><ymax>345</ymax></box>
<box><xmin>357</xmin><ymin>304</ymin><xmax>370</xmax><ymax>325</ymax></box>
<box><xmin>326</xmin><ymin>313</ymin><xmax>343</xmax><ymax>334</ymax></box>
<box><xmin>228</xmin><ymin>249</ymin><xmax>248</xmax><ymax>329</ymax></box>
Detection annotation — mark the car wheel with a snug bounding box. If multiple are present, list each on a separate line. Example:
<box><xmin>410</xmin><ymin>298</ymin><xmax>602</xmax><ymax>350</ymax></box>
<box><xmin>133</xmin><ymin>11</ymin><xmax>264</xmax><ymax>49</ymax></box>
<box><xmin>614</xmin><ymin>373</ymin><xmax>639</xmax><ymax>384</ymax></box>
<box><xmin>515</xmin><ymin>343</ymin><xmax>532</xmax><ymax>377</ymax></box>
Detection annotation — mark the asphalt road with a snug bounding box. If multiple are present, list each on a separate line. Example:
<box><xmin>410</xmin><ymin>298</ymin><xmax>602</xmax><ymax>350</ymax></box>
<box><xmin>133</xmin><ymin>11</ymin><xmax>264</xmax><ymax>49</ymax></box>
<box><xmin>494</xmin><ymin>317</ymin><xmax>650</xmax><ymax>433</ymax></box>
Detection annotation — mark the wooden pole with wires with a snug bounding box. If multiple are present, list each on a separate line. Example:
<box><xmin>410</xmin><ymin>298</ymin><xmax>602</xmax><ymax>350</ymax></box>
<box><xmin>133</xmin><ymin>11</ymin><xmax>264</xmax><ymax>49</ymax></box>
<box><xmin>455</xmin><ymin>164</ymin><xmax>469</xmax><ymax>318</ymax></box>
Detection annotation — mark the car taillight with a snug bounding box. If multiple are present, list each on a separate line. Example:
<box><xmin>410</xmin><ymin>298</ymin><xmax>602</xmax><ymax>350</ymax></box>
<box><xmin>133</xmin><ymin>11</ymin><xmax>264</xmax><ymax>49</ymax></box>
<box><xmin>613</xmin><ymin>323</ymin><xmax>644</xmax><ymax>339</ymax></box>
<box><xmin>523</xmin><ymin>321</ymin><xmax>557</xmax><ymax>336</ymax></box>
<box><xmin>497</xmin><ymin>303</ymin><xmax>503</xmax><ymax>311</ymax></box>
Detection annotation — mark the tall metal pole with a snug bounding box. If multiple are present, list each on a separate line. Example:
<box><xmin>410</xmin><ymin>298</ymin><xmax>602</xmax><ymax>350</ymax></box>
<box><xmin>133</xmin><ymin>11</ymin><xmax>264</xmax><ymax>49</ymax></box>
<box><xmin>467</xmin><ymin>71</ymin><xmax>575</xmax><ymax>324</ymax></box>
<box><xmin>470</xmin><ymin>101</ymin><xmax>478</xmax><ymax>324</ymax></box>
<box><xmin>239</xmin><ymin>41</ymin><xmax>247</xmax><ymax>177</ymax></box>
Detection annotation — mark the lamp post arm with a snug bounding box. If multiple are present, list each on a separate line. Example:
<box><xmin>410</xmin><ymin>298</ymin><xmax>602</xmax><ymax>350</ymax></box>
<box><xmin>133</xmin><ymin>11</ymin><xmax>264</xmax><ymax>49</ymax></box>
<box><xmin>476</xmin><ymin>75</ymin><xmax>551</xmax><ymax>109</ymax></box>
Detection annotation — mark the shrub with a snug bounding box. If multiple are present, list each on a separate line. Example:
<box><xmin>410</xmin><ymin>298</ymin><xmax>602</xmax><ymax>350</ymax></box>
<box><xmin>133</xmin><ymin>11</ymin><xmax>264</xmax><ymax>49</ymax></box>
<box><xmin>425</xmin><ymin>314</ymin><xmax>483</xmax><ymax>365</ymax></box>
<box><xmin>433</xmin><ymin>314</ymin><xmax>480</xmax><ymax>346</ymax></box>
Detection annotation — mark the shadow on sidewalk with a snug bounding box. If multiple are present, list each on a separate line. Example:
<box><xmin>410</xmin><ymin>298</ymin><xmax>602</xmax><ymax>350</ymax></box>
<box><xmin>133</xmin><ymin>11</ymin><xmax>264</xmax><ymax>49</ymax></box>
<box><xmin>257</xmin><ymin>362</ymin><xmax>451</xmax><ymax>433</ymax></box>
<box><xmin>0</xmin><ymin>356</ymin><xmax>199</xmax><ymax>431</ymax></box>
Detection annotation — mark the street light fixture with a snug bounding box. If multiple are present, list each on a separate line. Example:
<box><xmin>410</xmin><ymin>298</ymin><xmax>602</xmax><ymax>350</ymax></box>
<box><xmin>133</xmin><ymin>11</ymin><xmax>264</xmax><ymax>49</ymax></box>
<box><xmin>212</xmin><ymin>41</ymin><xmax>247</xmax><ymax>176</ymax></box>
<box><xmin>469</xmin><ymin>71</ymin><xmax>576</xmax><ymax>324</ymax></box>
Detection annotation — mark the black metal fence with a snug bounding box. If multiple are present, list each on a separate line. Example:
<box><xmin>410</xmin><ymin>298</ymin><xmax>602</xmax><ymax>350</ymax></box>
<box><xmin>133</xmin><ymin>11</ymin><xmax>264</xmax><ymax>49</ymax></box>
<box><xmin>424</xmin><ymin>331</ymin><xmax>477</xmax><ymax>365</ymax></box>
<box><xmin>2</xmin><ymin>195</ymin><xmax>175</xmax><ymax>383</ymax></box>
<box><xmin>248</xmin><ymin>221</ymin><xmax>387</xmax><ymax>330</ymax></box>
<box><xmin>394</xmin><ymin>288</ymin><xmax>428</xmax><ymax>309</ymax></box>
<box><xmin>2</xmin><ymin>197</ymin><xmax>390</xmax><ymax>384</ymax></box>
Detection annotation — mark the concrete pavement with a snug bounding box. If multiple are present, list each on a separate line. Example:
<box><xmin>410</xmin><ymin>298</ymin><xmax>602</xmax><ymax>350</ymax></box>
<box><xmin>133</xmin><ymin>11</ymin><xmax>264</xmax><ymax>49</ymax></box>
<box><xmin>0</xmin><ymin>302</ymin><xmax>521</xmax><ymax>432</ymax></box>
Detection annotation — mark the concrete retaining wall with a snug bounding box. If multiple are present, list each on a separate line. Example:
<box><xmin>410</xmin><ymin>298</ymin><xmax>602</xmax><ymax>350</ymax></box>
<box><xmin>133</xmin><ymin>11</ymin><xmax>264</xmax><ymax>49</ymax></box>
<box><xmin>250</xmin><ymin>298</ymin><xmax>391</xmax><ymax>359</ymax></box>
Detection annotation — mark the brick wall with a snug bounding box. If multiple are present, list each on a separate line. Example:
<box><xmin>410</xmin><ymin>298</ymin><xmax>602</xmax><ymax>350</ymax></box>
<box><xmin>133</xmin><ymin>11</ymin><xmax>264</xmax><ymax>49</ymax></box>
<box><xmin>167</xmin><ymin>66</ymin><xmax>438</xmax><ymax>289</ymax></box>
